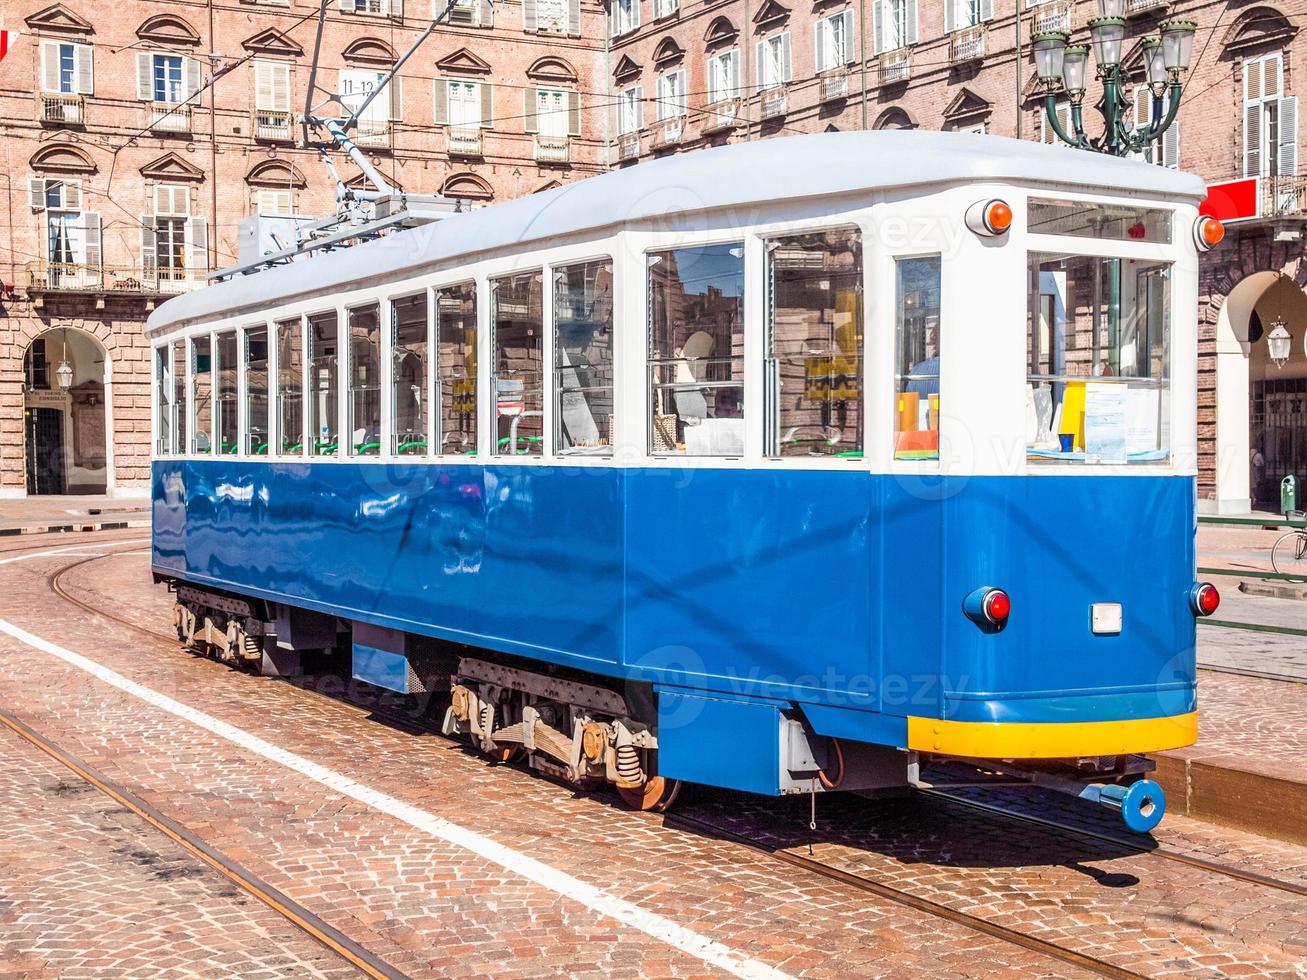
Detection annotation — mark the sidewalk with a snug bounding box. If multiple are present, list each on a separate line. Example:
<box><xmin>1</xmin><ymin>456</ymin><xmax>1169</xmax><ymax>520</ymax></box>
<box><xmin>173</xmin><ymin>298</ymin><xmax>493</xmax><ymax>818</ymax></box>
<box><xmin>0</xmin><ymin>494</ymin><xmax>150</xmax><ymax>535</ymax></box>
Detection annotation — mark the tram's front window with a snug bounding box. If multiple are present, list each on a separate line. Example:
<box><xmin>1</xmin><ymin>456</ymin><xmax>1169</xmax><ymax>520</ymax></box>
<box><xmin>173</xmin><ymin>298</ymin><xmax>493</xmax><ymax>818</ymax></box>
<box><xmin>173</xmin><ymin>342</ymin><xmax>187</xmax><ymax>456</ymax></box>
<box><xmin>155</xmin><ymin>346</ymin><xmax>172</xmax><ymax>455</ymax></box>
<box><xmin>1027</xmin><ymin>253</ymin><xmax>1170</xmax><ymax>464</ymax></box>
<box><xmin>190</xmin><ymin>335</ymin><xmax>212</xmax><ymax>454</ymax></box>
<box><xmin>437</xmin><ymin>282</ymin><xmax>477</xmax><ymax>456</ymax></box>
<box><xmin>246</xmin><ymin>325</ymin><xmax>269</xmax><ymax>455</ymax></box>
<box><xmin>308</xmin><ymin>311</ymin><xmax>339</xmax><ymax>456</ymax></box>
<box><xmin>647</xmin><ymin>243</ymin><xmax>745</xmax><ymax>456</ymax></box>
<box><xmin>348</xmin><ymin>303</ymin><xmax>381</xmax><ymax>456</ymax></box>
<box><xmin>391</xmin><ymin>293</ymin><xmax>428</xmax><ymax>455</ymax></box>
<box><xmin>491</xmin><ymin>271</ymin><xmax>544</xmax><ymax>456</ymax></box>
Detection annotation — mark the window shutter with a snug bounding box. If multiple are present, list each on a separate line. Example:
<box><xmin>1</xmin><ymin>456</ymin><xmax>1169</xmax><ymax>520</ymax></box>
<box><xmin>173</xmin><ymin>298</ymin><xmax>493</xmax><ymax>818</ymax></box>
<box><xmin>481</xmin><ymin>0</ymin><xmax>494</xmax><ymax>26</ymax></box>
<box><xmin>433</xmin><ymin>79</ymin><xmax>448</xmax><ymax>124</ymax></box>
<box><xmin>184</xmin><ymin>57</ymin><xmax>202</xmax><ymax>101</ymax></box>
<box><xmin>390</xmin><ymin>0</ymin><xmax>404</xmax><ymax>16</ymax></box>
<box><xmin>83</xmin><ymin>213</ymin><xmax>102</xmax><ymax>269</ymax></box>
<box><xmin>944</xmin><ymin>0</ymin><xmax>954</xmax><ymax>34</ymax></box>
<box><xmin>481</xmin><ymin>82</ymin><xmax>493</xmax><ymax>127</ymax></box>
<box><xmin>782</xmin><ymin>32</ymin><xmax>792</xmax><ymax>81</ymax></box>
<box><xmin>141</xmin><ymin>215</ymin><xmax>157</xmax><ymax>277</ymax></box>
<box><xmin>568</xmin><ymin>90</ymin><xmax>581</xmax><ymax>135</ymax></box>
<box><xmin>28</xmin><ymin>177</ymin><xmax>46</xmax><ymax>210</ymax></box>
<box><xmin>1267</xmin><ymin>52</ymin><xmax>1283</xmax><ymax>98</ymax></box>
<box><xmin>905</xmin><ymin>0</ymin><xmax>918</xmax><ymax>45</ymax></box>
<box><xmin>635</xmin><ymin>85</ymin><xmax>644</xmax><ymax>128</ymax></box>
<box><xmin>1162</xmin><ymin>109</ymin><xmax>1180</xmax><ymax>169</ymax></box>
<box><xmin>63</xmin><ymin>180</ymin><xmax>82</xmax><ymax>211</ymax></box>
<box><xmin>389</xmin><ymin>75</ymin><xmax>403</xmax><ymax>121</ymax></box>
<box><xmin>76</xmin><ymin>44</ymin><xmax>94</xmax><ymax>95</ymax></box>
<box><xmin>632</xmin><ymin>0</ymin><xmax>640</xmax><ymax>30</ymax></box>
<box><xmin>755</xmin><ymin>40</ymin><xmax>766</xmax><ymax>89</ymax></box>
<box><xmin>873</xmin><ymin>1</ymin><xmax>883</xmax><ymax>55</ymax></box>
<box><xmin>1244</xmin><ymin>56</ymin><xmax>1262</xmax><ymax>102</ymax></box>
<box><xmin>524</xmin><ymin>88</ymin><xmax>538</xmax><ymax>132</ymax></box>
<box><xmin>842</xmin><ymin>10</ymin><xmax>855</xmax><ymax>62</ymax></box>
<box><xmin>524</xmin><ymin>0</ymin><xmax>537</xmax><ymax>31</ymax></box>
<box><xmin>568</xmin><ymin>0</ymin><xmax>581</xmax><ymax>35</ymax></box>
<box><xmin>980</xmin><ymin>0</ymin><xmax>992</xmax><ymax>21</ymax></box>
<box><xmin>185</xmin><ymin>217</ymin><xmax>209</xmax><ymax>280</ymax></box>
<box><xmin>1245</xmin><ymin>103</ymin><xmax>1262</xmax><ymax>177</ymax></box>
<box><xmin>1279</xmin><ymin>95</ymin><xmax>1298</xmax><ymax>176</ymax></box>
<box><xmin>41</xmin><ymin>42</ymin><xmax>60</xmax><ymax>93</ymax></box>
<box><xmin>338</xmin><ymin>0</ymin><xmax>352</xmax><ymax>11</ymax></box>
<box><xmin>137</xmin><ymin>53</ymin><xmax>154</xmax><ymax>101</ymax></box>
<box><xmin>255</xmin><ymin>61</ymin><xmax>271</xmax><ymax>111</ymax></box>
<box><xmin>814</xmin><ymin>22</ymin><xmax>825</xmax><ymax>73</ymax></box>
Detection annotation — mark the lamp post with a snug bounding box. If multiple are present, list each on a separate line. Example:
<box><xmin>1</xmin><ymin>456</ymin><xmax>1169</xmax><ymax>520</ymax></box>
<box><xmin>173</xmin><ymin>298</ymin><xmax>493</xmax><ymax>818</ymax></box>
<box><xmin>1031</xmin><ymin>1</ymin><xmax>1196</xmax><ymax>156</ymax></box>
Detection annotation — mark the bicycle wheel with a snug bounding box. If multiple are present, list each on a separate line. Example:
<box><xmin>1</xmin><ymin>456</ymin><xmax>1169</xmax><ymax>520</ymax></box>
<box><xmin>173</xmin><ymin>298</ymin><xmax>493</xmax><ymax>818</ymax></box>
<box><xmin>1271</xmin><ymin>531</ymin><xmax>1307</xmax><ymax>578</ymax></box>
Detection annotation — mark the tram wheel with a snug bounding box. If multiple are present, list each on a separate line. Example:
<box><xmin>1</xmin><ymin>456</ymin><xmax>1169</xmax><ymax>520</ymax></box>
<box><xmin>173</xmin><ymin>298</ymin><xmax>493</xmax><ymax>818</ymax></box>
<box><xmin>618</xmin><ymin>777</ymin><xmax>682</xmax><ymax>813</ymax></box>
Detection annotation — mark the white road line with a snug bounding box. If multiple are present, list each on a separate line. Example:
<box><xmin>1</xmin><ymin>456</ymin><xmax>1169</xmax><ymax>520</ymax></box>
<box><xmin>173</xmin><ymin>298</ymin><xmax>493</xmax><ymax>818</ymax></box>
<box><xmin>0</xmin><ymin>538</ymin><xmax>151</xmax><ymax>566</ymax></box>
<box><xmin>0</xmin><ymin>613</ymin><xmax>790</xmax><ymax>980</ymax></box>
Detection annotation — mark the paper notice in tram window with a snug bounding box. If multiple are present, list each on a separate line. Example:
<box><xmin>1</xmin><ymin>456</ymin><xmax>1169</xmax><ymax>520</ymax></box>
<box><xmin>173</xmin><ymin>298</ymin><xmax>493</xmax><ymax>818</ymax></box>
<box><xmin>684</xmin><ymin>418</ymin><xmax>744</xmax><ymax>456</ymax></box>
<box><xmin>1125</xmin><ymin>387</ymin><xmax>1161</xmax><ymax>455</ymax></box>
<box><xmin>1059</xmin><ymin>381</ymin><xmax>1087</xmax><ymax>450</ymax></box>
<box><xmin>1083</xmin><ymin>383</ymin><xmax>1128</xmax><ymax>464</ymax></box>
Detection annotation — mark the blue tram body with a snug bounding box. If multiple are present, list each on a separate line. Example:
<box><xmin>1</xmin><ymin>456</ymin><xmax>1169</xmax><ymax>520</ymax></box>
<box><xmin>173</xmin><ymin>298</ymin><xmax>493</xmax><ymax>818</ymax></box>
<box><xmin>147</xmin><ymin>132</ymin><xmax>1214</xmax><ymax>828</ymax></box>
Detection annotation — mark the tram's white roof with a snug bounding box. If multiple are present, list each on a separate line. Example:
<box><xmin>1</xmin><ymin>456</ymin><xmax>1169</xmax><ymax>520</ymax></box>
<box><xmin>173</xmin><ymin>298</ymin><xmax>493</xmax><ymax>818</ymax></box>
<box><xmin>146</xmin><ymin>130</ymin><xmax>1206</xmax><ymax>335</ymax></box>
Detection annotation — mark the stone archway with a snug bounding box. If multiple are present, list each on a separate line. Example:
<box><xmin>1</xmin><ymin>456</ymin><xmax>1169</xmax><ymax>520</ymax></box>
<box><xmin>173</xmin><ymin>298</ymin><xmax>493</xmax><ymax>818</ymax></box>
<box><xmin>21</xmin><ymin>327</ymin><xmax>112</xmax><ymax>495</ymax></box>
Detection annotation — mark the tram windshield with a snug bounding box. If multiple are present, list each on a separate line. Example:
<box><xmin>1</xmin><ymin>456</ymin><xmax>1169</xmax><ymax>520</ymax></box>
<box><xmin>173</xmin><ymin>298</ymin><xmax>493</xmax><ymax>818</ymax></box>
<box><xmin>1027</xmin><ymin>253</ymin><xmax>1170</xmax><ymax>464</ymax></box>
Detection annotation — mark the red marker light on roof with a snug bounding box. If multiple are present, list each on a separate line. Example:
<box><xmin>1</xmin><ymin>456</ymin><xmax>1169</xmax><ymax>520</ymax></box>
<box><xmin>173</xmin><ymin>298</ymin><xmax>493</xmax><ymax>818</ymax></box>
<box><xmin>966</xmin><ymin>198</ymin><xmax>1013</xmax><ymax>238</ymax></box>
<box><xmin>1194</xmin><ymin>216</ymin><xmax>1225</xmax><ymax>252</ymax></box>
<box><xmin>1190</xmin><ymin>582</ymin><xmax>1220</xmax><ymax>617</ymax></box>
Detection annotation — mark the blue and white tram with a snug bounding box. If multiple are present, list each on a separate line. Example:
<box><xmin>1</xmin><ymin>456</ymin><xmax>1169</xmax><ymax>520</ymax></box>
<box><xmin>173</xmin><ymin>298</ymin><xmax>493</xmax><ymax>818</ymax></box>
<box><xmin>148</xmin><ymin>132</ymin><xmax>1223</xmax><ymax>830</ymax></box>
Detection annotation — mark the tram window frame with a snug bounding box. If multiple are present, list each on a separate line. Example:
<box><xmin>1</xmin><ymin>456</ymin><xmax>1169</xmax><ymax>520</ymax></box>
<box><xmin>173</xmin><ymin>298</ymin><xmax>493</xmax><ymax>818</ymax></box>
<box><xmin>892</xmin><ymin>254</ymin><xmax>942</xmax><ymax>463</ymax></box>
<box><xmin>173</xmin><ymin>340</ymin><xmax>188</xmax><ymax>457</ymax></box>
<box><xmin>347</xmin><ymin>302</ymin><xmax>383</xmax><ymax>457</ymax></box>
<box><xmin>190</xmin><ymin>333</ymin><xmax>214</xmax><ymax>454</ymax></box>
<box><xmin>245</xmin><ymin>323</ymin><xmax>270</xmax><ymax>456</ymax></box>
<box><xmin>435</xmin><ymin>280</ymin><xmax>479</xmax><ymax>458</ymax></box>
<box><xmin>390</xmin><ymin>291</ymin><xmax>431</xmax><ymax>457</ymax></box>
<box><xmin>276</xmin><ymin>316</ymin><xmax>305</xmax><ymax>458</ymax></box>
<box><xmin>214</xmin><ymin>330</ymin><xmax>240</xmax><ymax>456</ymax></box>
<box><xmin>646</xmin><ymin>240</ymin><xmax>747</xmax><ymax>458</ymax></box>
<box><xmin>155</xmin><ymin>344</ymin><xmax>172</xmax><ymax>456</ymax></box>
<box><xmin>764</xmin><ymin>226</ymin><xmax>864</xmax><ymax>460</ymax></box>
<box><xmin>553</xmin><ymin>256</ymin><xmax>615</xmax><ymax>457</ymax></box>
<box><xmin>490</xmin><ymin>270</ymin><xmax>546</xmax><ymax>458</ymax></box>
<box><xmin>307</xmin><ymin>310</ymin><xmax>341</xmax><ymax>457</ymax></box>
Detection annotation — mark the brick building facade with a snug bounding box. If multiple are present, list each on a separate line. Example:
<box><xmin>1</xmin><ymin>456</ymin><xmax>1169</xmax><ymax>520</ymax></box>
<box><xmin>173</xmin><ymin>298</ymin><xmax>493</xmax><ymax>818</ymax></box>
<box><xmin>2</xmin><ymin>0</ymin><xmax>1305</xmax><ymax>509</ymax></box>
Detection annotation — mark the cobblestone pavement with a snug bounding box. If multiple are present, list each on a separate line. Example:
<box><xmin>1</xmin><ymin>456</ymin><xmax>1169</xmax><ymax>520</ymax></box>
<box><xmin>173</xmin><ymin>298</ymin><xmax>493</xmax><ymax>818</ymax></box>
<box><xmin>1</xmin><ymin>535</ymin><xmax>1306</xmax><ymax>977</ymax></box>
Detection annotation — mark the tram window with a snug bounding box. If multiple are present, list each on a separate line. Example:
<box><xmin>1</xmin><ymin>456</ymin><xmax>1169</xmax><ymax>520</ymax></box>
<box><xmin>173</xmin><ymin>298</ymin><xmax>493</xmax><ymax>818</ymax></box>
<box><xmin>215</xmin><ymin>331</ymin><xmax>239</xmax><ymax>455</ymax></box>
<box><xmin>1027</xmin><ymin>253</ymin><xmax>1171</xmax><ymax>464</ymax></box>
<box><xmin>173</xmin><ymin>342</ymin><xmax>187</xmax><ymax>456</ymax></box>
<box><xmin>765</xmin><ymin>228</ymin><xmax>863</xmax><ymax>459</ymax></box>
<box><xmin>391</xmin><ymin>293</ymin><xmax>429</xmax><ymax>456</ymax></box>
<box><xmin>436</xmin><ymin>282</ymin><xmax>478</xmax><ymax>456</ymax></box>
<box><xmin>155</xmin><ymin>346</ymin><xmax>172</xmax><ymax>456</ymax></box>
<box><xmin>647</xmin><ymin>243</ymin><xmax>745</xmax><ymax>456</ymax></box>
<box><xmin>554</xmin><ymin>258</ymin><xmax>614</xmax><ymax>456</ymax></box>
<box><xmin>190</xmin><ymin>335</ymin><xmax>213</xmax><ymax>454</ymax></box>
<box><xmin>348</xmin><ymin>304</ymin><xmax>382</xmax><ymax>457</ymax></box>
<box><xmin>491</xmin><ymin>271</ymin><xmax>544</xmax><ymax>457</ymax></box>
<box><xmin>1028</xmin><ymin>198</ymin><xmax>1172</xmax><ymax>244</ymax></box>
<box><xmin>276</xmin><ymin>318</ymin><xmax>304</xmax><ymax>456</ymax></box>
<box><xmin>308</xmin><ymin>311</ymin><xmax>340</xmax><ymax>456</ymax></box>
<box><xmin>892</xmin><ymin>256</ymin><xmax>941</xmax><ymax>461</ymax></box>
<box><xmin>245</xmin><ymin>325</ymin><xmax>269</xmax><ymax>455</ymax></box>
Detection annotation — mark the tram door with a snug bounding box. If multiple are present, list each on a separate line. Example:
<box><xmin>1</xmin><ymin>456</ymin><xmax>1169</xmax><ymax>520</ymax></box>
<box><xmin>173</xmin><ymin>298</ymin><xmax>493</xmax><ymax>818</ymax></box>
<box><xmin>25</xmin><ymin>407</ymin><xmax>67</xmax><ymax>495</ymax></box>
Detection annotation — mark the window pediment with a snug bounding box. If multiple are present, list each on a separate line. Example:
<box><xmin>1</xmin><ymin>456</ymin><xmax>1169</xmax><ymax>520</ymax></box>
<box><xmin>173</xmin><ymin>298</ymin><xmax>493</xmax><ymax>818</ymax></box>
<box><xmin>653</xmin><ymin>36</ymin><xmax>685</xmax><ymax>65</ymax></box>
<box><xmin>435</xmin><ymin>47</ymin><xmax>493</xmax><ymax>75</ymax></box>
<box><xmin>1223</xmin><ymin>6</ymin><xmax>1296</xmax><ymax>54</ymax></box>
<box><xmin>705</xmin><ymin>16</ymin><xmax>739</xmax><ymax>46</ymax></box>
<box><xmin>752</xmin><ymin>0</ymin><xmax>790</xmax><ymax>28</ymax></box>
<box><xmin>140</xmin><ymin>151</ymin><xmax>205</xmax><ymax>182</ymax></box>
<box><xmin>526</xmin><ymin>56</ymin><xmax>578</xmax><ymax>83</ymax></box>
<box><xmin>343</xmin><ymin>37</ymin><xmax>397</xmax><ymax>66</ymax></box>
<box><xmin>25</xmin><ymin>3</ymin><xmax>94</xmax><ymax>35</ymax></box>
<box><xmin>242</xmin><ymin>28</ymin><xmax>304</xmax><ymax>57</ymax></box>
<box><xmin>246</xmin><ymin>159</ymin><xmax>307</xmax><ymax>189</ymax></box>
<box><xmin>942</xmin><ymin>86</ymin><xmax>991</xmax><ymax>121</ymax></box>
<box><xmin>30</xmin><ymin>142</ymin><xmax>96</xmax><ymax>174</ymax></box>
<box><xmin>613</xmin><ymin>54</ymin><xmax>643</xmax><ymax>82</ymax></box>
<box><xmin>442</xmin><ymin>172</ymin><xmax>493</xmax><ymax>200</ymax></box>
<box><xmin>136</xmin><ymin>14</ymin><xmax>201</xmax><ymax>46</ymax></box>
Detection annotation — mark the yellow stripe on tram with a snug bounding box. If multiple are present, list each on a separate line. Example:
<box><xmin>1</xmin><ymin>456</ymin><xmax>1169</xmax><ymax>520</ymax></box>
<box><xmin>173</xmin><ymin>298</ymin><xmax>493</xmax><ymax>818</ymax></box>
<box><xmin>906</xmin><ymin>711</ymin><xmax>1199</xmax><ymax>759</ymax></box>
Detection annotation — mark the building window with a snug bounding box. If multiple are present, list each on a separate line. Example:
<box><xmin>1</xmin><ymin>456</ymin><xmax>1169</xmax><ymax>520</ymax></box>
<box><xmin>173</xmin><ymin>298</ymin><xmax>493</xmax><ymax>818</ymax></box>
<box><xmin>757</xmin><ymin>32</ymin><xmax>792</xmax><ymax>89</ymax></box>
<box><xmin>256</xmin><ymin>190</ymin><xmax>294</xmax><ymax>216</ymax></box>
<box><xmin>1244</xmin><ymin>52</ymin><xmax>1297</xmax><ymax>181</ymax></box>
<box><xmin>436</xmin><ymin>79</ymin><xmax>492</xmax><ymax>129</ymax></box>
<box><xmin>554</xmin><ymin>259</ymin><xmax>615</xmax><ymax>455</ymax></box>
<box><xmin>340</xmin><ymin>68</ymin><xmax>400</xmax><ymax>143</ymax></box>
<box><xmin>1040</xmin><ymin>100</ymin><xmax>1073</xmax><ymax>146</ymax></box>
<box><xmin>612</xmin><ymin>0</ymin><xmax>639</xmax><ymax>37</ymax></box>
<box><xmin>134</xmin><ymin>53</ymin><xmax>199</xmax><ymax>105</ymax></box>
<box><xmin>29</xmin><ymin>178</ymin><xmax>101</xmax><ymax>286</ymax></box>
<box><xmin>647</xmin><ymin>243</ymin><xmax>746</xmax><ymax>456</ymax></box>
<box><xmin>655</xmin><ymin>69</ymin><xmax>686</xmax><ymax>118</ymax></box>
<box><xmin>1027</xmin><ymin>254</ymin><xmax>1171</xmax><ymax>464</ymax></box>
<box><xmin>530</xmin><ymin>88</ymin><xmax>574</xmax><ymax>136</ymax></box>
<box><xmin>529</xmin><ymin>0</ymin><xmax>579</xmax><ymax>34</ymax></box>
<box><xmin>491</xmin><ymin>271</ymin><xmax>545</xmax><ymax>456</ymax></box>
<box><xmin>1131</xmin><ymin>87</ymin><xmax>1180</xmax><ymax>168</ymax></box>
<box><xmin>945</xmin><ymin>0</ymin><xmax>991</xmax><ymax>32</ymax></box>
<box><xmin>892</xmin><ymin>255</ymin><xmax>940</xmax><ymax>461</ymax></box>
<box><xmin>143</xmin><ymin>185</ymin><xmax>206</xmax><ymax>288</ymax></box>
<box><xmin>26</xmin><ymin>339</ymin><xmax>50</xmax><ymax>391</ymax></box>
<box><xmin>653</xmin><ymin>0</ymin><xmax>678</xmax><ymax>18</ymax></box>
<box><xmin>341</xmin><ymin>0</ymin><xmax>395</xmax><ymax>15</ymax></box>
<box><xmin>816</xmin><ymin>10</ymin><xmax>855</xmax><ymax>70</ymax></box>
<box><xmin>707</xmin><ymin>48</ymin><xmax>741</xmax><ymax>104</ymax></box>
<box><xmin>436</xmin><ymin>282</ymin><xmax>478</xmax><ymax>455</ymax></box>
<box><xmin>445</xmin><ymin>0</ymin><xmax>492</xmax><ymax>27</ymax></box>
<box><xmin>618</xmin><ymin>85</ymin><xmax>644</xmax><ymax>135</ymax></box>
<box><xmin>348</xmin><ymin>303</ymin><xmax>382</xmax><ymax>456</ymax></box>
<box><xmin>873</xmin><ymin>0</ymin><xmax>915</xmax><ymax>54</ymax></box>
<box><xmin>40</xmin><ymin>41</ymin><xmax>92</xmax><ymax>94</ymax></box>
<box><xmin>156</xmin><ymin>55</ymin><xmax>184</xmax><ymax>103</ymax></box>
<box><xmin>254</xmin><ymin>60</ymin><xmax>292</xmax><ymax>140</ymax></box>
<box><xmin>391</xmin><ymin>293</ymin><xmax>429</xmax><ymax>455</ymax></box>
<box><xmin>766</xmin><ymin>228</ymin><xmax>863</xmax><ymax>458</ymax></box>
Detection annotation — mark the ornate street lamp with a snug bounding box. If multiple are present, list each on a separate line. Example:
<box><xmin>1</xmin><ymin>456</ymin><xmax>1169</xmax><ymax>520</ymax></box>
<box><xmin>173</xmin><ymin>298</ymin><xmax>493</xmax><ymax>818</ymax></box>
<box><xmin>1267</xmin><ymin>316</ymin><xmax>1292</xmax><ymax>368</ymax></box>
<box><xmin>54</xmin><ymin>328</ymin><xmax>74</xmax><ymax>390</ymax></box>
<box><xmin>1032</xmin><ymin>0</ymin><xmax>1196</xmax><ymax>157</ymax></box>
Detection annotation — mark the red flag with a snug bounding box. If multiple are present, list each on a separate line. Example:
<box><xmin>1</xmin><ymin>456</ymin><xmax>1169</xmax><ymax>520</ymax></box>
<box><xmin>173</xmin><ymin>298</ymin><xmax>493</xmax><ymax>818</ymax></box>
<box><xmin>0</xmin><ymin>29</ymin><xmax>19</xmax><ymax>63</ymax></box>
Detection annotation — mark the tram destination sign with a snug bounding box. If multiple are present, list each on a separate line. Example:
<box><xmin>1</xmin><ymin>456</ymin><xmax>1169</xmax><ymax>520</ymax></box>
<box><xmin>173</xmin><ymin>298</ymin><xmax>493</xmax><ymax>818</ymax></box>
<box><xmin>1201</xmin><ymin>178</ymin><xmax>1260</xmax><ymax>224</ymax></box>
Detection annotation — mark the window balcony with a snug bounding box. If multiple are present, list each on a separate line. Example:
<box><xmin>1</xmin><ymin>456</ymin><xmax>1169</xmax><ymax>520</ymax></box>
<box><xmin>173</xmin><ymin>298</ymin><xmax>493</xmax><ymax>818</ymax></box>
<box><xmin>950</xmin><ymin>24</ymin><xmax>986</xmax><ymax>63</ymax></box>
<box><xmin>819</xmin><ymin>69</ymin><xmax>850</xmax><ymax>103</ymax></box>
<box><xmin>1030</xmin><ymin>0</ymin><xmax>1071</xmax><ymax>34</ymax></box>
<box><xmin>447</xmin><ymin>126</ymin><xmax>483</xmax><ymax>157</ymax></box>
<box><xmin>702</xmin><ymin>99</ymin><xmax>739</xmax><ymax>134</ymax></box>
<box><xmin>24</xmin><ymin>262</ymin><xmax>207</xmax><ymax>300</ymax></box>
<box><xmin>354</xmin><ymin>120</ymin><xmax>392</xmax><ymax>148</ymax></box>
<box><xmin>39</xmin><ymin>93</ymin><xmax>85</xmax><ymax>125</ymax></box>
<box><xmin>149</xmin><ymin>102</ymin><xmax>192</xmax><ymax>133</ymax></box>
<box><xmin>618</xmin><ymin>132</ymin><xmax>641</xmax><ymax>160</ymax></box>
<box><xmin>534</xmin><ymin>134</ymin><xmax>571</xmax><ymax>164</ymax></box>
<box><xmin>1263</xmin><ymin>175</ymin><xmax>1307</xmax><ymax>216</ymax></box>
<box><xmin>27</xmin><ymin>261</ymin><xmax>102</xmax><ymax>292</ymax></box>
<box><xmin>1124</xmin><ymin>0</ymin><xmax>1167</xmax><ymax>15</ymax></box>
<box><xmin>652</xmin><ymin>116</ymin><xmax>684</xmax><ymax>148</ymax></box>
<box><xmin>760</xmin><ymin>86</ymin><xmax>787</xmax><ymax>119</ymax></box>
<box><xmin>254</xmin><ymin>109</ymin><xmax>293</xmax><ymax>142</ymax></box>
<box><xmin>879</xmin><ymin>50</ymin><xmax>911</xmax><ymax>86</ymax></box>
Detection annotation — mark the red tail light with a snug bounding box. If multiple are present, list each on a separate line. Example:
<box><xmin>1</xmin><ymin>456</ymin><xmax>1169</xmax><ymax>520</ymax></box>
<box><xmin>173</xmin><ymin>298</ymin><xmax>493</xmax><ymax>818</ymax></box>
<box><xmin>983</xmin><ymin>589</ymin><xmax>1011</xmax><ymax>624</ymax></box>
<box><xmin>1190</xmin><ymin>582</ymin><xmax>1220</xmax><ymax>617</ymax></box>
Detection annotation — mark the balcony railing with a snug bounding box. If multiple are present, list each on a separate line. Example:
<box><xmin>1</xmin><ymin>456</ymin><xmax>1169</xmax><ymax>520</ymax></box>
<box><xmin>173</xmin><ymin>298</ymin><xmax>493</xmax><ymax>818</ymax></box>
<box><xmin>1030</xmin><ymin>0</ymin><xmax>1071</xmax><ymax>33</ymax></box>
<box><xmin>1263</xmin><ymin>175</ymin><xmax>1307</xmax><ymax>216</ymax></box>
<box><xmin>354</xmin><ymin>120</ymin><xmax>392</xmax><ymax>148</ymax></box>
<box><xmin>879</xmin><ymin>50</ymin><xmax>911</xmax><ymax>85</ymax></box>
<box><xmin>1124</xmin><ymin>0</ymin><xmax>1167</xmax><ymax>15</ymax></box>
<box><xmin>652</xmin><ymin>116</ymin><xmax>684</xmax><ymax>148</ymax></box>
<box><xmin>447</xmin><ymin>126</ymin><xmax>483</xmax><ymax>157</ymax></box>
<box><xmin>950</xmin><ymin>25</ymin><xmax>986</xmax><ymax>63</ymax></box>
<box><xmin>149</xmin><ymin>102</ymin><xmax>192</xmax><ymax>133</ymax></box>
<box><xmin>40</xmin><ymin>93</ymin><xmax>85</xmax><ymax>125</ymax></box>
<box><xmin>760</xmin><ymin>86</ymin><xmax>787</xmax><ymax>119</ymax></box>
<box><xmin>534</xmin><ymin>134</ymin><xmax>571</xmax><ymax>163</ymax></box>
<box><xmin>25</xmin><ymin>262</ymin><xmax>207</xmax><ymax>296</ymax></box>
<box><xmin>618</xmin><ymin>132</ymin><xmax>641</xmax><ymax>160</ymax></box>
<box><xmin>254</xmin><ymin>110</ymin><xmax>293</xmax><ymax>141</ymax></box>
<box><xmin>819</xmin><ymin>70</ymin><xmax>850</xmax><ymax>102</ymax></box>
<box><xmin>702</xmin><ymin>99</ymin><xmax>739</xmax><ymax>134</ymax></box>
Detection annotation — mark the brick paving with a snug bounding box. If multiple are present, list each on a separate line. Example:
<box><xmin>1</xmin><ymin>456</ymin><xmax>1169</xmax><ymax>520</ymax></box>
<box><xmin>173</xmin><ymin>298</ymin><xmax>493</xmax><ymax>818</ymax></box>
<box><xmin>1</xmin><ymin>537</ymin><xmax>1306</xmax><ymax>976</ymax></box>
